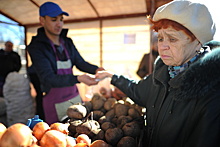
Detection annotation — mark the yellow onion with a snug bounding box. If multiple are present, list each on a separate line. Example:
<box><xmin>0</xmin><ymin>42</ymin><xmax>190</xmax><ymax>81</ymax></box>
<box><xmin>76</xmin><ymin>134</ymin><xmax>91</xmax><ymax>146</ymax></box>
<box><xmin>74</xmin><ymin>143</ymin><xmax>88</xmax><ymax>147</ymax></box>
<box><xmin>29</xmin><ymin>142</ymin><xmax>41</xmax><ymax>147</ymax></box>
<box><xmin>0</xmin><ymin>123</ymin><xmax>7</xmax><ymax>140</ymax></box>
<box><xmin>32</xmin><ymin>121</ymin><xmax>50</xmax><ymax>141</ymax></box>
<box><xmin>40</xmin><ymin>130</ymin><xmax>67</xmax><ymax>147</ymax></box>
<box><xmin>0</xmin><ymin>123</ymin><xmax>34</xmax><ymax>147</ymax></box>
<box><xmin>66</xmin><ymin>136</ymin><xmax>76</xmax><ymax>147</ymax></box>
<box><xmin>90</xmin><ymin>140</ymin><xmax>109</xmax><ymax>147</ymax></box>
<box><xmin>50</xmin><ymin>122</ymin><xmax>69</xmax><ymax>135</ymax></box>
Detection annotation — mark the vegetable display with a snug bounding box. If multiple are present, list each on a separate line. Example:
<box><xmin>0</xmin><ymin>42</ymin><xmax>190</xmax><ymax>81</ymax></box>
<box><xmin>67</xmin><ymin>93</ymin><xmax>145</xmax><ymax>147</ymax></box>
<box><xmin>0</xmin><ymin>93</ymin><xmax>145</xmax><ymax>147</ymax></box>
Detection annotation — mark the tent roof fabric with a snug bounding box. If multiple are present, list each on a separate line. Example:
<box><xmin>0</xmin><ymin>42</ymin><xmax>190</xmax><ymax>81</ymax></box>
<box><xmin>0</xmin><ymin>0</ymin><xmax>172</xmax><ymax>27</ymax></box>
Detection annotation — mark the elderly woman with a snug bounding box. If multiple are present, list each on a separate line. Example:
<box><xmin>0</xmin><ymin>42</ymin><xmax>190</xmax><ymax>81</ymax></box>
<box><xmin>96</xmin><ymin>1</ymin><xmax>220</xmax><ymax>147</ymax></box>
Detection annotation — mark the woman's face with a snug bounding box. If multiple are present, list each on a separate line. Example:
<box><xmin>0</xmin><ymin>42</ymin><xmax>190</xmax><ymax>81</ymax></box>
<box><xmin>157</xmin><ymin>27</ymin><xmax>200</xmax><ymax>66</ymax></box>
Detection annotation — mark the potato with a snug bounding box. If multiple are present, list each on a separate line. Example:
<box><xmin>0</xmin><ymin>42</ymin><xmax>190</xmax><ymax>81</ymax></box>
<box><xmin>98</xmin><ymin>116</ymin><xmax>108</xmax><ymax>124</ymax></box>
<box><xmin>101</xmin><ymin>122</ymin><xmax>116</xmax><ymax>131</ymax></box>
<box><xmin>111</xmin><ymin>117</ymin><xmax>118</xmax><ymax>125</ymax></box>
<box><xmin>67</xmin><ymin>104</ymin><xmax>87</xmax><ymax>119</ymax></box>
<box><xmin>76</xmin><ymin>120</ymin><xmax>100</xmax><ymax>135</ymax></box>
<box><xmin>123</xmin><ymin>97</ymin><xmax>135</xmax><ymax>105</ymax></box>
<box><xmin>99</xmin><ymin>107</ymin><xmax>107</xmax><ymax>114</ymax></box>
<box><xmin>117</xmin><ymin>136</ymin><xmax>136</xmax><ymax>147</ymax></box>
<box><xmin>68</xmin><ymin>120</ymin><xmax>83</xmax><ymax>136</ymax></box>
<box><xmin>132</xmin><ymin>104</ymin><xmax>144</xmax><ymax>115</ymax></box>
<box><xmin>66</xmin><ymin>93</ymin><xmax>145</xmax><ymax>146</ymax></box>
<box><xmin>91</xmin><ymin>93</ymin><xmax>107</xmax><ymax>110</ymax></box>
<box><xmin>83</xmin><ymin>101</ymin><xmax>92</xmax><ymax>114</ymax></box>
<box><xmin>117</xmin><ymin>115</ymin><xmax>133</xmax><ymax>128</ymax></box>
<box><xmin>128</xmin><ymin>108</ymin><xmax>141</xmax><ymax>119</ymax></box>
<box><xmin>105</xmin><ymin>128</ymin><xmax>123</xmax><ymax>145</ymax></box>
<box><xmin>105</xmin><ymin>109</ymin><xmax>115</xmax><ymax>120</ymax></box>
<box><xmin>98</xmin><ymin>115</ymin><xmax>112</xmax><ymax>124</ymax></box>
<box><xmin>91</xmin><ymin>110</ymin><xmax>104</xmax><ymax>121</ymax></box>
<box><xmin>122</xmin><ymin>121</ymin><xmax>141</xmax><ymax>138</ymax></box>
<box><xmin>114</xmin><ymin>103</ymin><xmax>129</xmax><ymax>117</ymax></box>
<box><xmin>91</xmin><ymin>129</ymin><xmax>105</xmax><ymax>141</ymax></box>
<box><xmin>117</xmin><ymin>100</ymin><xmax>125</xmax><ymax>104</ymax></box>
<box><xmin>98</xmin><ymin>109</ymin><xmax>115</xmax><ymax>124</ymax></box>
<box><xmin>104</xmin><ymin>98</ymin><xmax>117</xmax><ymax>111</ymax></box>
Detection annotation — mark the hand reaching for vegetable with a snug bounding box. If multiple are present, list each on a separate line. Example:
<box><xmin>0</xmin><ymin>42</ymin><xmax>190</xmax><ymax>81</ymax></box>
<box><xmin>77</xmin><ymin>74</ymin><xmax>98</xmax><ymax>86</ymax></box>
<box><xmin>95</xmin><ymin>71</ymin><xmax>114</xmax><ymax>81</ymax></box>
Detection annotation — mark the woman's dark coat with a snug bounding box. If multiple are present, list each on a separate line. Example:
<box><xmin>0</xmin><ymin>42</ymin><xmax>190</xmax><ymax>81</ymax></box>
<box><xmin>111</xmin><ymin>48</ymin><xmax>220</xmax><ymax>147</ymax></box>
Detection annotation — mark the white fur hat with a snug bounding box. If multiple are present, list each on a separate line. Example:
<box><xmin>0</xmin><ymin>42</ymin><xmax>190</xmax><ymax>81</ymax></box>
<box><xmin>153</xmin><ymin>0</ymin><xmax>216</xmax><ymax>45</ymax></box>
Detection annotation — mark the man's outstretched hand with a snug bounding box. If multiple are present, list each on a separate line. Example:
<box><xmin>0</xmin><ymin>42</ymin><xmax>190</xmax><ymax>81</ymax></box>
<box><xmin>77</xmin><ymin>74</ymin><xmax>98</xmax><ymax>86</ymax></box>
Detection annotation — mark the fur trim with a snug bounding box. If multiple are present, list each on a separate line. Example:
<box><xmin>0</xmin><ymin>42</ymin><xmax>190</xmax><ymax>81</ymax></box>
<box><xmin>175</xmin><ymin>48</ymin><xmax>220</xmax><ymax>100</ymax></box>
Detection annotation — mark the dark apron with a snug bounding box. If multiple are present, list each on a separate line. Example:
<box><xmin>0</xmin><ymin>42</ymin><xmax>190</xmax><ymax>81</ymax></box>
<box><xmin>43</xmin><ymin>39</ymin><xmax>81</xmax><ymax>124</ymax></box>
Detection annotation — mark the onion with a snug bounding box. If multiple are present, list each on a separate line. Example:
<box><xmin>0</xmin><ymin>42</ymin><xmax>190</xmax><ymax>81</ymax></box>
<box><xmin>32</xmin><ymin>121</ymin><xmax>50</xmax><ymax>140</ymax></box>
<box><xmin>90</xmin><ymin>140</ymin><xmax>109</xmax><ymax>147</ymax></box>
<box><xmin>0</xmin><ymin>123</ymin><xmax>34</xmax><ymax>147</ymax></box>
<box><xmin>29</xmin><ymin>142</ymin><xmax>41</xmax><ymax>147</ymax></box>
<box><xmin>0</xmin><ymin>123</ymin><xmax>7</xmax><ymax>140</ymax></box>
<box><xmin>66</xmin><ymin>136</ymin><xmax>76</xmax><ymax>147</ymax></box>
<box><xmin>31</xmin><ymin>135</ymin><xmax>38</xmax><ymax>144</ymax></box>
<box><xmin>50</xmin><ymin>122</ymin><xmax>69</xmax><ymax>135</ymax></box>
<box><xmin>76</xmin><ymin>134</ymin><xmax>91</xmax><ymax>146</ymax></box>
<box><xmin>74</xmin><ymin>143</ymin><xmax>88</xmax><ymax>147</ymax></box>
<box><xmin>40</xmin><ymin>130</ymin><xmax>67</xmax><ymax>147</ymax></box>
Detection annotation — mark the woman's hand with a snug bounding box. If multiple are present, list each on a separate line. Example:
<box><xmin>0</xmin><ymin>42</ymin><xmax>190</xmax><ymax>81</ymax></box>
<box><xmin>95</xmin><ymin>71</ymin><xmax>114</xmax><ymax>81</ymax></box>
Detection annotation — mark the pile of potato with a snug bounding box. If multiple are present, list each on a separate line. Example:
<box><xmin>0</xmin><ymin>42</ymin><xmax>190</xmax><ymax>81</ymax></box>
<box><xmin>67</xmin><ymin>93</ymin><xmax>146</xmax><ymax>147</ymax></box>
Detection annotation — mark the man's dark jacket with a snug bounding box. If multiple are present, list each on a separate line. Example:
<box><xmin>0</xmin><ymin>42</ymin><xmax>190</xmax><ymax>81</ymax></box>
<box><xmin>0</xmin><ymin>49</ymin><xmax>21</xmax><ymax>78</ymax></box>
<box><xmin>0</xmin><ymin>49</ymin><xmax>21</xmax><ymax>97</ymax></box>
<box><xmin>27</xmin><ymin>27</ymin><xmax>98</xmax><ymax>93</ymax></box>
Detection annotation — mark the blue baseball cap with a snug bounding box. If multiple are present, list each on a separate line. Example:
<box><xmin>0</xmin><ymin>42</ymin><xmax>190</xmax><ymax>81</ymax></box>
<box><xmin>39</xmin><ymin>2</ymin><xmax>69</xmax><ymax>17</ymax></box>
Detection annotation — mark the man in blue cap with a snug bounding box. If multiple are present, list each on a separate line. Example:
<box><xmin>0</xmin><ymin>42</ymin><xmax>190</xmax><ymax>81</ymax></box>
<box><xmin>27</xmin><ymin>2</ymin><xmax>104</xmax><ymax>124</ymax></box>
